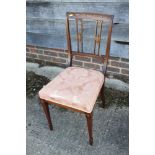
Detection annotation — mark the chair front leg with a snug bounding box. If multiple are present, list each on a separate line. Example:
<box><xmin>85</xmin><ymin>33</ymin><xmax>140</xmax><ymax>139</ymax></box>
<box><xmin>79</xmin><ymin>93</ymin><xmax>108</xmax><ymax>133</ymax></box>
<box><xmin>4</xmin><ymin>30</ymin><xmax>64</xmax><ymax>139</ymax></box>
<box><xmin>85</xmin><ymin>112</ymin><xmax>93</xmax><ymax>145</ymax></box>
<box><xmin>101</xmin><ymin>83</ymin><xmax>105</xmax><ymax>108</ymax></box>
<box><xmin>40</xmin><ymin>99</ymin><xmax>53</xmax><ymax>130</ymax></box>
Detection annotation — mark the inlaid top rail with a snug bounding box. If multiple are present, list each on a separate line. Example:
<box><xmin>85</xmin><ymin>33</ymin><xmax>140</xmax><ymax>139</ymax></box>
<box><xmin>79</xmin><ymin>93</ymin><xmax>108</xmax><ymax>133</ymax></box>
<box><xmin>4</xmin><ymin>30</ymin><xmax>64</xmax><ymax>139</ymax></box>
<box><xmin>66</xmin><ymin>12</ymin><xmax>113</xmax><ymax>22</ymax></box>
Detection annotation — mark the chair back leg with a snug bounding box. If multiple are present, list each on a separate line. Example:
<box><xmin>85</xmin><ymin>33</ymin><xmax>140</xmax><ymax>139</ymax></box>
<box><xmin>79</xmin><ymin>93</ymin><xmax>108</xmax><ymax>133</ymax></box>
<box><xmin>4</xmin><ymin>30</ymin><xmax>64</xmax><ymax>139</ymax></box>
<box><xmin>85</xmin><ymin>112</ymin><xmax>93</xmax><ymax>145</ymax></box>
<box><xmin>40</xmin><ymin>99</ymin><xmax>53</xmax><ymax>130</ymax></box>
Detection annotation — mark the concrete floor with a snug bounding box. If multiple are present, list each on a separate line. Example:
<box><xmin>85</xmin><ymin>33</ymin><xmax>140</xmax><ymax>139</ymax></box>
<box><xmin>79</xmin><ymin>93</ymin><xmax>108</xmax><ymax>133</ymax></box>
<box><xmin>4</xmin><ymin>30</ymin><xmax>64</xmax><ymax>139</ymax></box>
<box><xmin>26</xmin><ymin>62</ymin><xmax>129</xmax><ymax>155</ymax></box>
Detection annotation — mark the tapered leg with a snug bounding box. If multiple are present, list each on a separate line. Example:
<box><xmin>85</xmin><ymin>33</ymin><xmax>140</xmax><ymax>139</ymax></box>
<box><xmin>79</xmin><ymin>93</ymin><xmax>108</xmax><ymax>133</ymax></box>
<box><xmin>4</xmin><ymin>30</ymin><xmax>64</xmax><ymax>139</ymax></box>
<box><xmin>85</xmin><ymin>112</ymin><xmax>93</xmax><ymax>145</ymax></box>
<box><xmin>101</xmin><ymin>83</ymin><xmax>105</xmax><ymax>108</ymax></box>
<box><xmin>40</xmin><ymin>99</ymin><xmax>53</xmax><ymax>130</ymax></box>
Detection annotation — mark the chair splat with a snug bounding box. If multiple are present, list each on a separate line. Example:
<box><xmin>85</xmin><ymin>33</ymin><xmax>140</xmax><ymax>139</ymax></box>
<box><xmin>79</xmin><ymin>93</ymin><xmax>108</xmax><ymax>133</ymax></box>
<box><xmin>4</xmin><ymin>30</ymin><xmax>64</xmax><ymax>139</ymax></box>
<box><xmin>76</xmin><ymin>18</ymin><xmax>83</xmax><ymax>53</ymax></box>
<box><xmin>94</xmin><ymin>20</ymin><xmax>103</xmax><ymax>56</ymax></box>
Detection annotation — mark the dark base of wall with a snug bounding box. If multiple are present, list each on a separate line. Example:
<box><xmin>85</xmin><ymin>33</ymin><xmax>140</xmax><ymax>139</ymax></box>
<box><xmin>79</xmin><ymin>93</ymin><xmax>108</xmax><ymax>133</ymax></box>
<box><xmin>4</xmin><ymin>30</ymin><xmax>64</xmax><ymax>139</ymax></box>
<box><xmin>26</xmin><ymin>45</ymin><xmax>129</xmax><ymax>83</ymax></box>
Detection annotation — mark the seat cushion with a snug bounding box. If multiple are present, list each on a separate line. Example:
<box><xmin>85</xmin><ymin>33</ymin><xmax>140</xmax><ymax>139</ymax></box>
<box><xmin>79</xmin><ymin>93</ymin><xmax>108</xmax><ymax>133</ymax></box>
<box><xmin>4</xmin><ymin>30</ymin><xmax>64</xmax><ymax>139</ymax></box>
<box><xmin>39</xmin><ymin>67</ymin><xmax>104</xmax><ymax>113</ymax></box>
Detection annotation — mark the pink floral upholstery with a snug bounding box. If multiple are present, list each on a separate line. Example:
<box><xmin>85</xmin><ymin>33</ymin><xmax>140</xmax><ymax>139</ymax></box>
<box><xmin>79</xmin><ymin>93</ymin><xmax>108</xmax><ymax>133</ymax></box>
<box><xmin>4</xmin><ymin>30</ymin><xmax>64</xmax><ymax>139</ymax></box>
<box><xmin>39</xmin><ymin>67</ymin><xmax>104</xmax><ymax>113</ymax></box>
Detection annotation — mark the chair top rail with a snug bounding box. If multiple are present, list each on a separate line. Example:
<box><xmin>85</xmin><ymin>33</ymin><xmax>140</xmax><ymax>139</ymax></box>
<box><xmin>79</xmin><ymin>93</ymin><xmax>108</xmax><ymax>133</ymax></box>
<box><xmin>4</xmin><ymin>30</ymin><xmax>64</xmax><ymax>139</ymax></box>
<box><xmin>66</xmin><ymin>12</ymin><xmax>113</xmax><ymax>22</ymax></box>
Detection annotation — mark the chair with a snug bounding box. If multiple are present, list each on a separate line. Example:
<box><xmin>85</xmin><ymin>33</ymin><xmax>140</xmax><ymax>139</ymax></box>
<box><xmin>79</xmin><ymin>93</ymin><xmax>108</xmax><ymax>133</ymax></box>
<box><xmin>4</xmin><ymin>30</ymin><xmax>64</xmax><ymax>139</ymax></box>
<box><xmin>38</xmin><ymin>12</ymin><xmax>113</xmax><ymax>145</ymax></box>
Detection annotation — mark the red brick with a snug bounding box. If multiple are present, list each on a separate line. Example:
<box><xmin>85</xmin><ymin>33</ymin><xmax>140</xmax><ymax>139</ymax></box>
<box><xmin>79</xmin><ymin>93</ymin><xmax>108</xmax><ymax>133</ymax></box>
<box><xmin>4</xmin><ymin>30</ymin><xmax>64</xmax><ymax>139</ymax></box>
<box><xmin>107</xmin><ymin>66</ymin><xmax>120</xmax><ymax>73</ymax></box>
<box><xmin>37</xmin><ymin>49</ymin><xmax>44</xmax><ymax>54</ymax></box>
<box><xmin>121</xmin><ymin>69</ymin><xmax>129</xmax><ymax>75</ymax></box>
<box><xmin>26</xmin><ymin>53</ymin><xmax>37</xmax><ymax>59</ymax></box>
<box><xmin>75</xmin><ymin>55</ymin><xmax>91</xmax><ymax>62</ymax></box>
<box><xmin>111</xmin><ymin>61</ymin><xmax>129</xmax><ymax>69</ymax></box>
<box><xmin>84</xmin><ymin>62</ymin><xmax>100</xmax><ymax>70</ymax></box>
<box><xmin>121</xmin><ymin>58</ymin><xmax>129</xmax><ymax>62</ymax></box>
<box><xmin>46</xmin><ymin>48</ymin><xmax>65</xmax><ymax>53</ymax></box>
<box><xmin>27</xmin><ymin>46</ymin><xmax>43</xmax><ymax>54</ymax></box>
<box><xmin>92</xmin><ymin>57</ymin><xmax>103</xmax><ymax>64</ymax></box>
<box><xmin>38</xmin><ymin>55</ymin><xmax>51</xmax><ymax>61</ymax></box>
<box><xmin>26</xmin><ymin>57</ymin><xmax>34</xmax><ymax>62</ymax></box>
<box><xmin>44</xmin><ymin>50</ymin><xmax>57</xmax><ymax>56</ymax></box>
<box><xmin>26</xmin><ymin>48</ymin><xmax>30</xmax><ymax>53</ymax></box>
<box><xmin>72</xmin><ymin>60</ymin><xmax>83</xmax><ymax>67</ymax></box>
<box><xmin>26</xmin><ymin>45</ymin><xmax>130</xmax><ymax>78</ymax></box>
<box><xmin>58</xmin><ymin>52</ymin><xmax>68</xmax><ymax>58</ymax></box>
<box><xmin>51</xmin><ymin>57</ymin><xmax>66</xmax><ymax>63</ymax></box>
<box><xmin>30</xmin><ymin>48</ymin><xmax>37</xmax><ymax>53</ymax></box>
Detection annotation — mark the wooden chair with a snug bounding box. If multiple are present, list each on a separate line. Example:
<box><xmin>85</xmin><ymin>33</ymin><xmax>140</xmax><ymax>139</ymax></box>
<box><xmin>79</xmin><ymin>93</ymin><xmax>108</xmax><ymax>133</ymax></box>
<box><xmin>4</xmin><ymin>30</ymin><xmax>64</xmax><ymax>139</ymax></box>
<box><xmin>38</xmin><ymin>12</ymin><xmax>113</xmax><ymax>145</ymax></box>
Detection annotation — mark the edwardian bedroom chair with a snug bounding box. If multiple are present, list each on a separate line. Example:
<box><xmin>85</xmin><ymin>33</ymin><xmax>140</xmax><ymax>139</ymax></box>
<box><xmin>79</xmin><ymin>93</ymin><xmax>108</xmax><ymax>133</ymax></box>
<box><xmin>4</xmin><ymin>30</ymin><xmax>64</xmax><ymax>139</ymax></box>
<box><xmin>38</xmin><ymin>12</ymin><xmax>113</xmax><ymax>145</ymax></box>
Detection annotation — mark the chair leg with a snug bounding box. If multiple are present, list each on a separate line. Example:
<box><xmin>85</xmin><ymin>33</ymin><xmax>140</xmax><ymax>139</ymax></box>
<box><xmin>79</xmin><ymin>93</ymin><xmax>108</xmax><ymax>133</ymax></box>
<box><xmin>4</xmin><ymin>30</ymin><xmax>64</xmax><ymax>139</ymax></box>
<box><xmin>85</xmin><ymin>112</ymin><xmax>93</xmax><ymax>145</ymax></box>
<box><xmin>40</xmin><ymin>99</ymin><xmax>53</xmax><ymax>130</ymax></box>
<box><xmin>101</xmin><ymin>83</ymin><xmax>105</xmax><ymax>108</ymax></box>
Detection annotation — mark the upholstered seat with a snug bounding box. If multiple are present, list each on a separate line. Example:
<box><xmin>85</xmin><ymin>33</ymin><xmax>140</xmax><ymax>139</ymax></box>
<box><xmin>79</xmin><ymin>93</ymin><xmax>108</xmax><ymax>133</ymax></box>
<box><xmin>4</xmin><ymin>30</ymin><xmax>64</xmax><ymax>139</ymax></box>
<box><xmin>39</xmin><ymin>67</ymin><xmax>104</xmax><ymax>113</ymax></box>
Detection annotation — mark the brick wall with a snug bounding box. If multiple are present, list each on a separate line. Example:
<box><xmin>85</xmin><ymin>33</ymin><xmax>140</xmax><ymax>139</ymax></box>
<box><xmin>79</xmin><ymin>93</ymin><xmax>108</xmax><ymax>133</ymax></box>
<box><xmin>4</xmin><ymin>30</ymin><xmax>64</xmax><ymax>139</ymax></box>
<box><xmin>26</xmin><ymin>45</ymin><xmax>129</xmax><ymax>79</ymax></box>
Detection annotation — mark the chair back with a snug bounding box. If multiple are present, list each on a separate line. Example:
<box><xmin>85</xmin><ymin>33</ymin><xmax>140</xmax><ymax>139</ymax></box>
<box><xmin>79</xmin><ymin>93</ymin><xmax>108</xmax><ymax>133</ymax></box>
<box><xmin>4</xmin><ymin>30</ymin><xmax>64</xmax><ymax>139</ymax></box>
<box><xmin>66</xmin><ymin>12</ymin><xmax>114</xmax><ymax>74</ymax></box>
